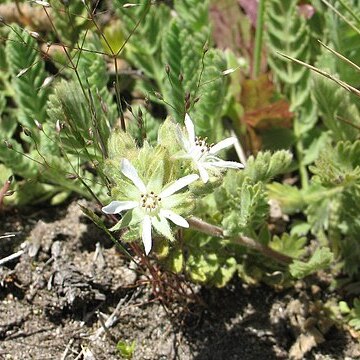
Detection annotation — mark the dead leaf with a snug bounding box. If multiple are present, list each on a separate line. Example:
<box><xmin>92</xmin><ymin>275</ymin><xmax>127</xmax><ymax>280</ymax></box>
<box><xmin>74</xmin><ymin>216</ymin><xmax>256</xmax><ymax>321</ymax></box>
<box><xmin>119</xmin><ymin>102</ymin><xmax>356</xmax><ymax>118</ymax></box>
<box><xmin>243</xmin><ymin>100</ymin><xmax>293</xmax><ymax>129</ymax></box>
<box><xmin>240</xmin><ymin>74</ymin><xmax>293</xmax><ymax>151</ymax></box>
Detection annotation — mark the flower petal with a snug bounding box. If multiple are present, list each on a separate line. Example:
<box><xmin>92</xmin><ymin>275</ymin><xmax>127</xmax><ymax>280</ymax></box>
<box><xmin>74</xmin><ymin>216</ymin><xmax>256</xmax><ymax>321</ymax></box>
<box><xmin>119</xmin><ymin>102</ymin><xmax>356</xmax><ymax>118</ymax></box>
<box><xmin>102</xmin><ymin>200</ymin><xmax>138</xmax><ymax>214</ymax></box>
<box><xmin>159</xmin><ymin>174</ymin><xmax>199</xmax><ymax>198</ymax></box>
<box><xmin>209</xmin><ymin>137</ymin><xmax>236</xmax><ymax>154</ymax></box>
<box><xmin>185</xmin><ymin>113</ymin><xmax>195</xmax><ymax>145</ymax></box>
<box><xmin>198</xmin><ymin>165</ymin><xmax>210</xmax><ymax>183</ymax></box>
<box><xmin>160</xmin><ymin>209</ymin><xmax>189</xmax><ymax>228</ymax></box>
<box><xmin>204</xmin><ymin>160</ymin><xmax>245</xmax><ymax>169</ymax></box>
<box><xmin>121</xmin><ymin>159</ymin><xmax>146</xmax><ymax>193</ymax></box>
<box><xmin>176</xmin><ymin>125</ymin><xmax>191</xmax><ymax>151</ymax></box>
<box><xmin>142</xmin><ymin>215</ymin><xmax>152</xmax><ymax>255</ymax></box>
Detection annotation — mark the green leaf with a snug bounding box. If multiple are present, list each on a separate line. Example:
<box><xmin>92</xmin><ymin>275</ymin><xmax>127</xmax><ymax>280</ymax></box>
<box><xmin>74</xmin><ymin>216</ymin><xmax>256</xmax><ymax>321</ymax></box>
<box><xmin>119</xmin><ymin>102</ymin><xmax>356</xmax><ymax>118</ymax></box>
<box><xmin>212</xmin><ymin>257</ymin><xmax>237</xmax><ymax>288</ymax></box>
<box><xmin>49</xmin><ymin>0</ymin><xmax>87</xmax><ymax>44</ymax></box>
<box><xmin>5</xmin><ymin>24</ymin><xmax>50</xmax><ymax>128</ymax></box>
<box><xmin>269</xmin><ymin>233</ymin><xmax>307</xmax><ymax>259</ymax></box>
<box><xmin>312</xmin><ymin>73</ymin><xmax>360</xmax><ymax>142</ymax></box>
<box><xmin>326</xmin><ymin>2</ymin><xmax>360</xmax><ymax>87</ymax></box>
<box><xmin>166</xmin><ymin>247</ymin><xmax>184</xmax><ymax>273</ymax></box>
<box><xmin>289</xmin><ymin>247</ymin><xmax>334</xmax><ymax>279</ymax></box>
<box><xmin>151</xmin><ymin>215</ymin><xmax>174</xmax><ymax>242</ymax></box>
<box><xmin>222</xmin><ymin>180</ymin><xmax>269</xmax><ymax>236</ymax></box>
<box><xmin>348</xmin><ymin>298</ymin><xmax>360</xmax><ymax>330</ymax></box>
<box><xmin>161</xmin><ymin>19</ymin><xmax>185</xmax><ymax>119</ymax></box>
<box><xmin>243</xmin><ymin>150</ymin><xmax>293</xmax><ymax>183</ymax></box>
<box><xmin>310</xmin><ymin>140</ymin><xmax>360</xmax><ymax>187</ymax></box>
<box><xmin>189</xmin><ymin>49</ymin><xmax>227</xmax><ymax>143</ymax></box>
<box><xmin>47</xmin><ymin>80</ymin><xmax>104</xmax><ymax>160</ymax></box>
<box><xmin>75</xmin><ymin>32</ymin><xmax>118</xmax><ymax>130</ymax></box>
<box><xmin>267</xmin><ymin>182</ymin><xmax>307</xmax><ymax>214</ymax></box>
<box><xmin>266</xmin><ymin>0</ymin><xmax>317</xmax><ymax>134</ymax></box>
<box><xmin>116</xmin><ymin>340</ymin><xmax>136</xmax><ymax>359</ymax></box>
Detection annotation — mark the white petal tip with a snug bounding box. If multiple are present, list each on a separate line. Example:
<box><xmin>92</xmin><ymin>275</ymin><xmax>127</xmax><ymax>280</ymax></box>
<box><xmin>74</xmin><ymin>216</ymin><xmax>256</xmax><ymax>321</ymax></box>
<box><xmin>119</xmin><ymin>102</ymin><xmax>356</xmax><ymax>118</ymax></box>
<box><xmin>102</xmin><ymin>206</ymin><xmax>114</xmax><ymax>214</ymax></box>
<box><xmin>222</xmin><ymin>68</ymin><xmax>236</xmax><ymax>76</ymax></box>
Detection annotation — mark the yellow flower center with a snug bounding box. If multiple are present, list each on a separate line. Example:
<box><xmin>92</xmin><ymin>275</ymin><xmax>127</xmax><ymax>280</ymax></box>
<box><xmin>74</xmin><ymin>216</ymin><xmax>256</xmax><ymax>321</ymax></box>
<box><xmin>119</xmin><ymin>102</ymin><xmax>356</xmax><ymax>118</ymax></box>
<box><xmin>140</xmin><ymin>192</ymin><xmax>161</xmax><ymax>213</ymax></box>
<box><xmin>194</xmin><ymin>136</ymin><xmax>214</xmax><ymax>153</ymax></box>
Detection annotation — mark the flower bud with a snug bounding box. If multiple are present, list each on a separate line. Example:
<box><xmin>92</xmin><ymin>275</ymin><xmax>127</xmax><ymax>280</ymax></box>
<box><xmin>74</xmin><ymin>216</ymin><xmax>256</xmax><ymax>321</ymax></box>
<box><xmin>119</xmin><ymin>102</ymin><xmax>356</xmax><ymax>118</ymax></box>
<box><xmin>154</xmin><ymin>92</ymin><xmax>163</xmax><ymax>100</ymax></box>
<box><xmin>34</xmin><ymin>119</ymin><xmax>43</xmax><ymax>131</ymax></box>
<box><xmin>4</xmin><ymin>140</ymin><xmax>13</xmax><ymax>150</ymax></box>
<box><xmin>29</xmin><ymin>31</ymin><xmax>41</xmax><ymax>40</ymax></box>
<box><xmin>203</xmin><ymin>41</ymin><xmax>209</xmax><ymax>54</ymax></box>
<box><xmin>55</xmin><ymin>120</ymin><xmax>63</xmax><ymax>133</ymax></box>
<box><xmin>65</xmin><ymin>173</ymin><xmax>78</xmax><ymax>180</ymax></box>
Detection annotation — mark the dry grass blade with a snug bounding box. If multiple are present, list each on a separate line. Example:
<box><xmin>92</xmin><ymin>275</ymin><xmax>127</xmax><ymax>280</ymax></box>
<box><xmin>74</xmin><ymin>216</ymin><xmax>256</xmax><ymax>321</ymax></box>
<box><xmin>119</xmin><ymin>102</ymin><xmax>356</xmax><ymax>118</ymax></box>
<box><xmin>318</xmin><ymin>40</ymin><xmax>360</xmax><ymax>73</ymax></box>
<box><xmin>277</xmin><ymin>52</ymin><xmax>360</xmax><ymax>98</ymax></box>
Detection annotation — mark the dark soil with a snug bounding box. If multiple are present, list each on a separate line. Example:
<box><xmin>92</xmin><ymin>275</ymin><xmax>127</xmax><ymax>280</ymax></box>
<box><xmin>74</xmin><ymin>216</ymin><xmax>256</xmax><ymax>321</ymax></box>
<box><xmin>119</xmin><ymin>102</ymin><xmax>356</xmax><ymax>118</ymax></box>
<box><xmin>0</xmin><ymin>201</ymin><xmax>359</xmax><ymax>360</ymax></box>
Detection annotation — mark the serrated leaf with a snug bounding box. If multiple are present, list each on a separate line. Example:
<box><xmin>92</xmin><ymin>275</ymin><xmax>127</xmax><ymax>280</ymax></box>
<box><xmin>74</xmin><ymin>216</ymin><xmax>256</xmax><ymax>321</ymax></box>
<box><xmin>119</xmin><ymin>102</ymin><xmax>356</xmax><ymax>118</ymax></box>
<box><xmin>269</xmin><ymin>233</ymin><xmax>307</xmax><ymax>259</ymax></box>
<box><xmin>266</xmin><ymin>0</ymin><xmax>317</xmax><ymax>135</ymax></box>
<box><xmin>289</xmin><ymin>247</ymin><xmax>334</xmax><ymax>279</ymax></box>
<box><xmin>312</xmin><ymin>74</ymin><xmax>360</xmax><ymax>141</ymax></box>
<box><xmin>243</xmin><ymin>150</ymin><xmax>293</xmax><ymax>183</ymax></box>
<box><xmin>222</xmin><ymin>180</ymin><xmax>269</xmax><ymax>236</ymax></box>
<box><xmin>267</xmin><ymin>182</ymin><xmax>306</xmax><ymax>214</ymax></box>
<box><xmin>310</xmin><ymin>140</ymin><xmax>360</xmax><ymax>187</ymax></box>
<box><xmin>5</xmin><ymin>25</ymin><xmax>50</xmax><ymax>129</ymax></box>
<box><xmin>49</xmin><ymin>0</ymin><xmax>87</xmax><ymax>44</ymax></box>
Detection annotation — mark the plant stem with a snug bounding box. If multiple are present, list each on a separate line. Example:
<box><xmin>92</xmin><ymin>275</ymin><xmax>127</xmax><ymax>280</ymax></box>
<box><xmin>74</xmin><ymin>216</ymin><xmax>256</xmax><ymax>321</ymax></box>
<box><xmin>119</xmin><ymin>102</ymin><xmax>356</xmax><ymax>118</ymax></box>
<box><xmin>187</xmin><ymin>217</ymin><xmax>293</xmax><ymax>265</ymax></box>
<box><xmin>295</xmin><ymin>126</ymin><xmax>309</xmax><ymax>189</ymax></box>
<box><xmin>253</xmin><ymin>0</ymin><xmax>266</xmax><ymax>78</ymax></box>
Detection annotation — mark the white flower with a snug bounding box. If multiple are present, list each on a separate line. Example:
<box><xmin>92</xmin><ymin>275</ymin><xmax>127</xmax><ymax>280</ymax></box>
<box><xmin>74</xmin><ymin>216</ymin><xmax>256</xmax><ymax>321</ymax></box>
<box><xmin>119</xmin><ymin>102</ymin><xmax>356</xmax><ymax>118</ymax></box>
<box><xmin>176</xmin><ymin>114</ymin><xmax>244</xmax><ymax>183</ymax></box>
<box><xmin>102</xmin><ymin>159</ymin><xmax>199</xmax><ymax>255</ymax></box>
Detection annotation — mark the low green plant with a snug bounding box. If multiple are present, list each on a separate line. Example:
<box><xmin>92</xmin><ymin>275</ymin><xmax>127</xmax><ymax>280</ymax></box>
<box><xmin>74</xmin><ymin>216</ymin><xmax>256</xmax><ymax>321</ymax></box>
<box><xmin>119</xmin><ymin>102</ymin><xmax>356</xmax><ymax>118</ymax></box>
<box><xmin>1</xmin><ymin>0</ymin><xmax>360</xmax><ymax>315</ymax></box>
<box><xmin>339</xmin><ymin>299</ymin><xmax>360</xmax><ymax>331</ymax></box>
<box><xmin>116</xmin><ymin>340</ymin><xmax>136</xmax><ymax>359</ymax></box>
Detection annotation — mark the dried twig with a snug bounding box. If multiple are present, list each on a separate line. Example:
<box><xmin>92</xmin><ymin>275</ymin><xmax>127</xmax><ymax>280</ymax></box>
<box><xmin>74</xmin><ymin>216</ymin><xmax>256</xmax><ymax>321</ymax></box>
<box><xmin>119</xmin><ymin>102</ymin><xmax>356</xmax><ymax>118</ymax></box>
<box><xmin>60</xmin><ymin>338</ymin><xmax>74</xmax><ymax>360</ymax></box>
<box><xmin>278</xmin><ymin>52</ymin><xmax>360</xmax><ymax>98</ymax></box>
<box><xmin>90</xmin><ymin>288</ymin><xmax>141</xmax><ymax>341</ymax></box>
<box><xmin>0</xmin><ymin>249</ymin><xmax>24</xmax><ymax>267</ymax></box>
<box><xmin>0</xmin><ymin>234</ymin><xmax>16</xmax><ymax>240</ymax></box>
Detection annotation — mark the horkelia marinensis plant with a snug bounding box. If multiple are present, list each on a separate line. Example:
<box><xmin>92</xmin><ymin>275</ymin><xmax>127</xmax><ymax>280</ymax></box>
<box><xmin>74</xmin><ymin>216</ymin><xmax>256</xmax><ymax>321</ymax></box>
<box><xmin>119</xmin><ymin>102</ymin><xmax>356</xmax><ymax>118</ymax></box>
<box><xmin>102</xmin><ymin>115</ymin><xmax>244</xmax><ymax>255</ymax></box>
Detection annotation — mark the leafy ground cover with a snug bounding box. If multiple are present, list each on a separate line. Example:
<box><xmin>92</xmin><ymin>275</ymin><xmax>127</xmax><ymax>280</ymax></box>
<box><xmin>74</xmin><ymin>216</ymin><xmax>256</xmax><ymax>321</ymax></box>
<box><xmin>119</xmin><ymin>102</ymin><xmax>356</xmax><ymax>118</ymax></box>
<box><xmin>1</xmin><ymin>0</ymin><xmax>360</xmax><ymax>359</ymax></box>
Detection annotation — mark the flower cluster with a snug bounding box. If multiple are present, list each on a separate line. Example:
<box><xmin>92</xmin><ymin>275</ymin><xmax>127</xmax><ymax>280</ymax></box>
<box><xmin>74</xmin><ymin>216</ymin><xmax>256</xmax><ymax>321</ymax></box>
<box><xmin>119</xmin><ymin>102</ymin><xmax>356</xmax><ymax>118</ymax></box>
<box><xmin>102</xmin><ymin>115</ymin><xmax>244</xmax><ymax>255</ymax></box>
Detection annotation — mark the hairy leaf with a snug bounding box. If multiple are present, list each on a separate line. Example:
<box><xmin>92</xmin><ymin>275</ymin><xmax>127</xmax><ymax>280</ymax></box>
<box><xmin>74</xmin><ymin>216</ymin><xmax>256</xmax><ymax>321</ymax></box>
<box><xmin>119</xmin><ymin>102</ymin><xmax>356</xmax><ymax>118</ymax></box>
<box><xmin>5</xmin><ymin>25</ymin><xmax>50</xmax><ymax>129</ymax></box>
<box><xmin>289</xmin><ymin>247</ymin><xmax>334</xmax><ymax>279</ymax></box>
